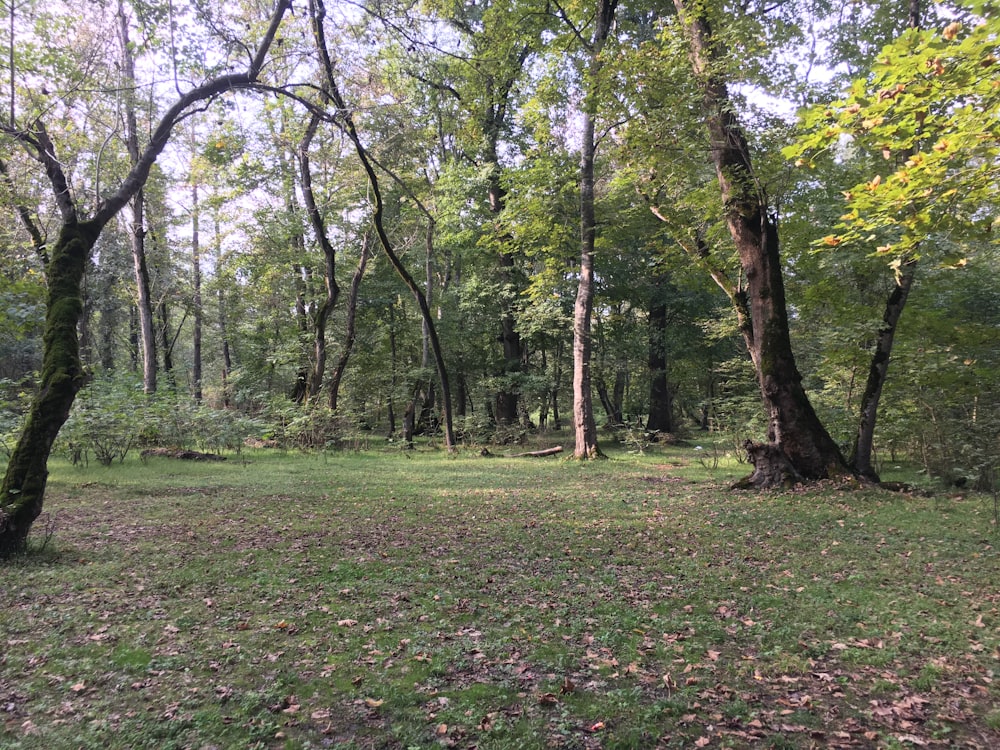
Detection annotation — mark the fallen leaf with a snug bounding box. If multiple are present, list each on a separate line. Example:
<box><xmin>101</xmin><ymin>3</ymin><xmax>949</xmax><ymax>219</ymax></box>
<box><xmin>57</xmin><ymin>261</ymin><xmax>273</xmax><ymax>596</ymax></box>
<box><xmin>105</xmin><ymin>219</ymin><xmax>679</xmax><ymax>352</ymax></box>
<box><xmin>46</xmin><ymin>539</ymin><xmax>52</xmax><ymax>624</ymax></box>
<box><xmin>364</xmin><ymin>697</ymin><xmax>384</xmax><ymax>708</ymax></box>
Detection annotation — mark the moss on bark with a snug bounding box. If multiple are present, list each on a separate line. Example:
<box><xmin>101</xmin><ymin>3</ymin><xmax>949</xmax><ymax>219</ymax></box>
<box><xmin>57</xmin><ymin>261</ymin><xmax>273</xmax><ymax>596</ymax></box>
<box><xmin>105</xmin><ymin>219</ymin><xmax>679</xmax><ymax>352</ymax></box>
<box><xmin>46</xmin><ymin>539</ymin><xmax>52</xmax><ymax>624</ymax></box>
<box><xmin>0</xmin><ymin>221</ymin><xmax>96</xmax><ymax>557</ymax></box>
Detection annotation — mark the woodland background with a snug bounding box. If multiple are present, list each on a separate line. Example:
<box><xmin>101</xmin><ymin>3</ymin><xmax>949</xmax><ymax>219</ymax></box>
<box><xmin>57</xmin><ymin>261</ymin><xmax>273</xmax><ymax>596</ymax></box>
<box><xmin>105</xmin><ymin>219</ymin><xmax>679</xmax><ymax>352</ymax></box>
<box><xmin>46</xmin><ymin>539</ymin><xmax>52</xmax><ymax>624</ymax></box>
<box><xmin>1</xmin><ymin>0</ymin><xmax>998</xmax><ymax>494</ymax></box>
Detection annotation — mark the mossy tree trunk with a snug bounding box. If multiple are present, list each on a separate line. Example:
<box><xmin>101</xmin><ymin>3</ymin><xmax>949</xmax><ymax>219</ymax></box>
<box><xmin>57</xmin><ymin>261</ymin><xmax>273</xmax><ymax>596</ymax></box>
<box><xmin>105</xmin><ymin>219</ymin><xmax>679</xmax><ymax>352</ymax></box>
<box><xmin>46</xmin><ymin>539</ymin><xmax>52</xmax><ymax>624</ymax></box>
<box><xmin>0</xmin><ymin>221</ymin><xmax>96</xmax><ymax>556</ymax></box>
<box><xmin>0</xmin><ymin>0</ymin><xmax>290</xmax><ymax>556</ymax></box>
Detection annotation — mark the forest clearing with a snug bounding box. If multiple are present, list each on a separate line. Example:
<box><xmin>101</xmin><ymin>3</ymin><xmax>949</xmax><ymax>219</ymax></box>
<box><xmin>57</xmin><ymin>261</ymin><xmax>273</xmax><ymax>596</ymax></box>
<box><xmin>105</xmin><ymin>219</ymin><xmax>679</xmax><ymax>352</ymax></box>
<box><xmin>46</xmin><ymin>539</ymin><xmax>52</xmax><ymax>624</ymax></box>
<box><xmin>1</xmin><ymin>445</ymin><xmax>998</xmax><ymax>749</ymax></box>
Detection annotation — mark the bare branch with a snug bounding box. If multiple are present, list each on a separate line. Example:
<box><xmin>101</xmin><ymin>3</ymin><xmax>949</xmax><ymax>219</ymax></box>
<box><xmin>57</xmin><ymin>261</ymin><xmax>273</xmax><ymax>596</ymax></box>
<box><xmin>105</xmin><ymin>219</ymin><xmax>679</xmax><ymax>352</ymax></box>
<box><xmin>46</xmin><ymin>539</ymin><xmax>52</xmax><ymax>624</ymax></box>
<box><xmin>92</xmin><ymin>0</ymin><xmax>292</xmax><ymax>228</ymax></box>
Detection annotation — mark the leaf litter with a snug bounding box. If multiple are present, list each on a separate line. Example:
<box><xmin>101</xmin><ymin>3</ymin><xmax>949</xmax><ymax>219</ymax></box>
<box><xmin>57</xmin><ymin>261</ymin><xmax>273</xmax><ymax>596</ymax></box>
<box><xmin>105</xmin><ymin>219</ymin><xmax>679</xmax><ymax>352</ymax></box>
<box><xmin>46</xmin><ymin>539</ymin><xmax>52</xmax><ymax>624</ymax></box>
<box><xmin>0</xmin><ymin>452</ymin><xmax>998</xmax><ymax>748</ymax></box>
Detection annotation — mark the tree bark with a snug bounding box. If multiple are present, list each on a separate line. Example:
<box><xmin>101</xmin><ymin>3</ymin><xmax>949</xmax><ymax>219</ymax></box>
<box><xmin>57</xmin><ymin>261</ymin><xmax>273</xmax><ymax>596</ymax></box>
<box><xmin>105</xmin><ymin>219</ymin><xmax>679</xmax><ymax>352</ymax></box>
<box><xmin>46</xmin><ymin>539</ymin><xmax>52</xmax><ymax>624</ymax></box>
<box><xmin>329</xmin><ymin>232</ymin><xmax>371</xmax><ymax>411</ymax></box>
<box><xmin>0</xmin><ymin>221</ymin><xmax>96</xmax><ymax>555</ymax></box>
<box><xmin>572</xmin><ymin>0</ymin><xmax>617</xmax><ymax>460</ymax></box>
<box><xmin>849</xmin><ymin>0</ymin><xmax>922</xmax><ymax>481</ymax></box>
<box><xmin>646</xmin><ymin>281</ymin><xmax>675</xmax><ymax>434</ymax></box>
<box><xmin>118</xmin><ymin>0</ymin><xmax>157</xmax><ymax>394</ymax></box>
<box><xmin>191</xmin><ymin>182</ymin><xmax>203</xmax><ymax>402</ymax></box>
<box><xmin>0</xmin><ymin>0</ymin><xmax>291</xmax><ymax>555</ymax></box>
<box><xmin>309</xmin><ymin>0</ymin><xmax>455</xmax><ymax>450</ymax></box>
<box><xmin>299</xmin><ymin>112</ymin><xmax>339</xmax><ymax>401</ymax></box>
<box><xmin>850</xmin><ymin>260</ymin><xmax>916</xmax><ymax>479</ymax></box>
<box><xmin>675</xmin><ymin>0</ymin><xmax>847</xmax><ymax>484</ymax></box>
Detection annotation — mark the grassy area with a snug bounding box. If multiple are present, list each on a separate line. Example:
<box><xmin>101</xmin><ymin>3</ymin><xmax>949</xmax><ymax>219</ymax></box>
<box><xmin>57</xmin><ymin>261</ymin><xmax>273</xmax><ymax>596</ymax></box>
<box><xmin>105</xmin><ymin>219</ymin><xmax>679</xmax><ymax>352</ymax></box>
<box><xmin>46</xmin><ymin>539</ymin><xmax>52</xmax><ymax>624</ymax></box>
<box><xmin>1</xmin><ymin>441</ymin><xmax>998</xmax><ymax>749</ymax></box>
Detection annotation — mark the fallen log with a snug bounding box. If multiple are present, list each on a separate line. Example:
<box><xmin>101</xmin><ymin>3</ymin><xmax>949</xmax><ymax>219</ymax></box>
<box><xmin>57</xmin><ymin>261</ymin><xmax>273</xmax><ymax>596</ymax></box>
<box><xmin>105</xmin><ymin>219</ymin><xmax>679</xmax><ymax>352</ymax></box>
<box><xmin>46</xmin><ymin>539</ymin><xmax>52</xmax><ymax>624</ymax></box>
<box><xmin>508</xmin><ymin>446</ymin><xmax>563</xmax><ymax>458</ymax></box>
<box><xmin>141</xmin><ymin>448</ymin><xmax>227</xmax><ymax>462</ymax></box>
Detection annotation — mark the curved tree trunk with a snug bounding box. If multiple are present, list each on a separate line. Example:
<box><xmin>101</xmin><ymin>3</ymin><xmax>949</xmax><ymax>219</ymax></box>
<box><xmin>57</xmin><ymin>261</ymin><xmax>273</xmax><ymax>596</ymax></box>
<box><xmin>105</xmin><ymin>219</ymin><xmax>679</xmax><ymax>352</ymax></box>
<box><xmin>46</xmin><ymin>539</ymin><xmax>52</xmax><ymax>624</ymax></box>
<box><xmin>0</xmin><ymin>0</ymin><xmax>291</xmax><ymax>555</ymax></box>
<box><xmin>329</xmin><ymin>233</ymin><xmax>371</xmax><ymax>411</ymax></box>
<box><xmin>309</xmin><ymin>0</ymin><xmax>455</xmax><ymax>450</ymax></box>
<box><xmin>0</xmin><ymin>221</ymin><xmax>96</xmax><ymax>555</ymax></box>
<box><xmin>299</xmin><ymin>112</ymin><xmax>339</xmax><ymax>401</ymax></box>
<box><xmin>849</xmin><ymin>0</ymin><xmax>923</xmax><ymax>481</ymax></box>
<box><xmin>675</xmin><ymin>0</ymin><xmax>847</xmax><ymax>485</ymax></box>
<box><xmin>850</xmin><ymin>259</ymin><xmax>916</xmax><ymax>479</ymax></box>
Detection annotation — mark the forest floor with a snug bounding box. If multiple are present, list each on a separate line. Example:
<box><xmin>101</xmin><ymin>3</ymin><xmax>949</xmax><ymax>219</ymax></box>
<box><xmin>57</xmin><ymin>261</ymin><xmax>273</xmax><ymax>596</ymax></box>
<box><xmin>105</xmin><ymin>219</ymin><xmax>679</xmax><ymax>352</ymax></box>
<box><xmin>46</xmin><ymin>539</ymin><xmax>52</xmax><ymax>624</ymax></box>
<box><xmin>1</xmin><ymin>440</ymin><xmax>998</xmax><ymax>749</ymax></box>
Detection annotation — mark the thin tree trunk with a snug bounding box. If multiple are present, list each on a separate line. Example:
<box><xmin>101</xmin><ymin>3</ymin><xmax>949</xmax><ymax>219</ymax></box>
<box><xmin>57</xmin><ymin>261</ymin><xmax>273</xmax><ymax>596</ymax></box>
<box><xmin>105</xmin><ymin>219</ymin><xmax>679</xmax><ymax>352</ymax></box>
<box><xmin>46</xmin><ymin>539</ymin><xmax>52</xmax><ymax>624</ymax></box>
<box><xmin>299</xmin><ymin>112</ymin><xmax>339</xmax><ymax>401</ymax></box>
<box><xmin>118</xmin><ymin>0</ymin><xmax>156</xmax><ymax>394</ymax></box>
<box><xmin>329</xmin><ymin>232</ymin><xmax>371</xmax><ymax>411</ymax></box>
<box><xmin>308</xmin><ymin>0</ymin><xmax>455</xmax><ymax>450</ymax></box>
<box><xmin>850</xmin><ymin>261</ymin><xmax>916</xmax><ymax>479</ymax></box>
<box><xmin>849</xmin><ymin>0</ymin><xmax>923</xmax><ymax>481</ymax></box>
<box><xmin>647</xmin><ymin>280</ymin><xmax>674</xmax><ymax>433</ymax></box>
<box><xmin>675</xmin><ymin>0</ymin><xmax>846</xmax><ymax>485</ymax></box>
<box><xmin>572</xmin><ymin>0</ymin><xmax>617</xmax><ymax>459</ymax></box>
<box><xmin>191</xmin><ymin>183</ymin><xmax>202</xmax><ymax>402</ymax></box>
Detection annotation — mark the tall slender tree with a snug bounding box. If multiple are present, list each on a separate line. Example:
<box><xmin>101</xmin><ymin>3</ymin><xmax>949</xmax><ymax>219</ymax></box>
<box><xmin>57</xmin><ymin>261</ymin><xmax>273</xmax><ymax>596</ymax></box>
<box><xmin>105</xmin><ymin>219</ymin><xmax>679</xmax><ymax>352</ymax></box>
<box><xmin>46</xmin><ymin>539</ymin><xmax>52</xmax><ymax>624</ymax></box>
<box><xmin>570</xmin><ymin>0</ymin><xmax>618</xmax><ymax>459</ymax></box>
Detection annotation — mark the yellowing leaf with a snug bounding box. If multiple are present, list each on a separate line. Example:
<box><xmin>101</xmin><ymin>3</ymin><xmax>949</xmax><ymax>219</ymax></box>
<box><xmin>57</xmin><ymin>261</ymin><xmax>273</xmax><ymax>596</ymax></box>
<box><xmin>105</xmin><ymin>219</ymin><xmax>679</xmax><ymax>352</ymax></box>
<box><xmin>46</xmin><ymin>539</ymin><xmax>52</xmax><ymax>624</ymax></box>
<box><xmin>822</xmin><ymin>235</ymin><xmax>842</xmax><ymax>247</ymax></box>
<box><xmin>943</xmin><ymin>21</ymin><xmax>962</xmax><ymax>40</ymax></box>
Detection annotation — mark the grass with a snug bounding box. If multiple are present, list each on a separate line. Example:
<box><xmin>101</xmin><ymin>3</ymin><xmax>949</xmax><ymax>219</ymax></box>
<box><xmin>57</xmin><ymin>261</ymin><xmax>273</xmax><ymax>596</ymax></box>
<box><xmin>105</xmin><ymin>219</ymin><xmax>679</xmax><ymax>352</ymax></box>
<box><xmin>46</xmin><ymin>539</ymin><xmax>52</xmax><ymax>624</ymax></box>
<box><xmin>1</xmin><ymin>440</ymin><xmax>998</xmax><ymax>749</ymax></box>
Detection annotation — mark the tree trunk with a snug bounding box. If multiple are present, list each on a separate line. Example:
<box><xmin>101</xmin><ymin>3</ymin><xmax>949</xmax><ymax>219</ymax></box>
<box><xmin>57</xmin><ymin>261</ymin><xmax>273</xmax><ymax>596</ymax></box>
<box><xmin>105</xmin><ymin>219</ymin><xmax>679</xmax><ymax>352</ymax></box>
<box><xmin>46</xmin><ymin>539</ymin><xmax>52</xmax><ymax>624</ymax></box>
<box><xmin>849</xmin><ymin>1</ymin><xmax>922</xmax><ymax>481</ymax></box>
<box><xmin>299</xmin><ymin>113</ymin><xmax>339</xmax><ymax>402</ymax></box>
<box><xmin>572</xmin><ymin>0</ymin><xmax>617</xmax><ymax>460</ymax></box>
<box><xmin>0</xmin><ymin>0</ymin><xmax>291</xmax><ymax>554</ymax></box>
<box><xmin>191</xmin><ymin>183</ymin><xmax>203</xmax><ymax>402</ymax></box>
<box><xmin>647</xmin><ymin>286</ymin><xmax>674</xmax><ymax>434</ymax></box>
<box><xmin>0</xmin><ymin>222</ymin><xmax>96</xmax><ymax>555</ymax></box>
<box><xmin>675</xmin><ymin>0</ymin><xmax>847</xmax><ymax>484</ymax></box>
<box><xmin>118</xmin><ymin>0</ymin><xmax>157</xmax><ymax>395</ymax></box>
<box><xmin>850</xmin><ymin>260</ymin><xmax>916</xmax><ymax>480</ymax></box>
<box><xmin>129</xmin><ymin>192</ymin><xmax>157</xmax><ymax>392</ymax></box>
<box><xmin>329</xmin><ymin>232</ymin><xmax>371</xmax><ymax>412</ymax></box>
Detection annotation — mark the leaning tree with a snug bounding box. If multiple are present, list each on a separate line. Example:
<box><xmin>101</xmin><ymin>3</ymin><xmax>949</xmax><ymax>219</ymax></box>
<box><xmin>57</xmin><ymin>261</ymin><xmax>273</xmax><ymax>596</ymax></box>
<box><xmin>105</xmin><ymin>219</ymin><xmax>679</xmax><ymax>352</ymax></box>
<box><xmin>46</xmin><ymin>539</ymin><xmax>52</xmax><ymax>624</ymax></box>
<box><xmin>0</xmin><ymin>0</ymin><xmax>293</xmax><ymax>557</ymax></box>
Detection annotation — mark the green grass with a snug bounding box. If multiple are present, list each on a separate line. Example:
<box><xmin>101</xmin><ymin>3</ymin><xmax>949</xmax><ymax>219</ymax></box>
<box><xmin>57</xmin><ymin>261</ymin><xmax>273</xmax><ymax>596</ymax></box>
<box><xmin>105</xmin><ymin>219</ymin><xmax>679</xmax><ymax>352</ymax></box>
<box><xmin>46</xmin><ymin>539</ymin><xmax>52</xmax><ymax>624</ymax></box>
<box><xmin>1</xmin><ymin>442</ymin><xmax>998</xmax><ymax>749</ymax></box>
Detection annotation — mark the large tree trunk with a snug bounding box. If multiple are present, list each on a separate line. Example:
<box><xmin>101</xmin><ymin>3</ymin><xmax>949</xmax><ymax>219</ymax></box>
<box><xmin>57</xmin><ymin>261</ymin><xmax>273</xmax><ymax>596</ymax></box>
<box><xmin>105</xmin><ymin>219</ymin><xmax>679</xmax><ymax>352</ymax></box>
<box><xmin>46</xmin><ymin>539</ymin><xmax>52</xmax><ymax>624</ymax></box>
<box><xmin>675</xmin><ymin>0</ymin><xmax>847</xmax><ymax>485</ymax></box>
<box><xmin>0</xmin><ymin>222</ymin><xmax>96</xmax><ymax>555</ymax></box>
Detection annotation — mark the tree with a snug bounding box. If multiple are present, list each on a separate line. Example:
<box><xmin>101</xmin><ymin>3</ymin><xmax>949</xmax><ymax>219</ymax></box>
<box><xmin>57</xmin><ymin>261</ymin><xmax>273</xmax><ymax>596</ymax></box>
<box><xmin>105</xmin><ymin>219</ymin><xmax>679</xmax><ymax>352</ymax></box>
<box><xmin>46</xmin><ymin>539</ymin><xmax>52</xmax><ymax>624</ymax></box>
<box><xmin>307</xmin><ymin>0</ymin><xmax>457</xmax><ymax>450</ymax></box>
<box><xmin>117</xmin><ymin>0</ymin><xmax>158</xmax><ymax>394</ymax></box>
<box><xmin>670</xmin><ymin>0</ymin><xmax>848</xmax><ymax>485</ymax></box>
<box><xmin>0</xmin><ymin>0</ymin><xmax>292</xmax><ymax>556</ymax></box>
<box><xmin>564</xmin><ymin>0</ymin><xmax>618</xmax><ymax>459</ymax></box>
<box><xmin>788</xmin><ymin>2</ymin><xmax>999</xmax><ymax>478</ymax></box>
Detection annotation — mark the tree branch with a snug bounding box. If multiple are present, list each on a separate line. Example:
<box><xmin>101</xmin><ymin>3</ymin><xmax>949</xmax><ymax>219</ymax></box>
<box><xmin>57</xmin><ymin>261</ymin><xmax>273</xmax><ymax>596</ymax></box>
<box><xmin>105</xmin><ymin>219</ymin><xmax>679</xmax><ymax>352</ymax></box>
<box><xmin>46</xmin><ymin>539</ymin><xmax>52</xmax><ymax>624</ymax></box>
<box><xmin>92</xmin><ymin>0</ymin><xmax>292</xmax><ymax>228</ymax></box>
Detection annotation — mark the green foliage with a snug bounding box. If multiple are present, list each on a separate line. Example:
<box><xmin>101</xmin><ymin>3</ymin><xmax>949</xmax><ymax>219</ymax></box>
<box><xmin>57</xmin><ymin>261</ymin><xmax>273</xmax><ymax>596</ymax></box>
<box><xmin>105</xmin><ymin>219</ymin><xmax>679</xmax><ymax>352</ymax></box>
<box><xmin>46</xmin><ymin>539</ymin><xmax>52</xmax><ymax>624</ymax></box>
<box><xmin>59</xmin><ymin>375</ymin><xmax>265</xmax><ymax>464</ymax></box>
<box><xmin>788</xmin><ymin>7</ymin><xmax>1000</xmax><ymax>261</ymax></box>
